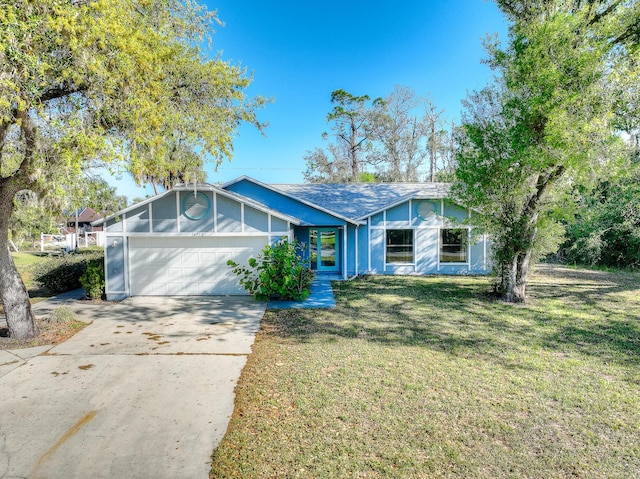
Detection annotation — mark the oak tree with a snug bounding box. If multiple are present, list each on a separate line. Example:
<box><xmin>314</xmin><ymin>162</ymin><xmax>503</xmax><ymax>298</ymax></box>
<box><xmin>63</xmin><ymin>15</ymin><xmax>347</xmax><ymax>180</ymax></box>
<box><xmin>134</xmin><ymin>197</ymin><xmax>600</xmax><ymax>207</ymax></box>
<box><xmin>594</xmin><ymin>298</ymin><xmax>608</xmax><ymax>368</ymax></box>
<box><xmin>454</xmin><ymin>0</ymin><xmax>639</xmax><ymax>302</ymax></box>
<box><xmin>0</xmin><ymin>0</ymin><xmax>265</xmax><ymax>338</ymax></box>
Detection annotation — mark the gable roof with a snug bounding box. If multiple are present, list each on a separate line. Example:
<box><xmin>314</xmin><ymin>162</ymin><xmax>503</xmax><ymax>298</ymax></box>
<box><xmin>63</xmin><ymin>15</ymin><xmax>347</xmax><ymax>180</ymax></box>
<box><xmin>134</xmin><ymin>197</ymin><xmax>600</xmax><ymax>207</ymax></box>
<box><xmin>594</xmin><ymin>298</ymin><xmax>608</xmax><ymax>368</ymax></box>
<box><xmin>269</xmin><ymin>182</ymin><xmax>451</xmax><ymax>220</ymax></box>
<box><xmin>92</xmin><ymin>183</ymin><xmax>302</xmax><ymax>227</ymax></box>
<box><xmin>67</xmin><ymin>207</ymin><xmax>104</xmax><ymax>223</ymax></box>
<box><xmin>222</xmin><ymin>176</ymin><xmax>364</xmax><ymax>225</ymax></box>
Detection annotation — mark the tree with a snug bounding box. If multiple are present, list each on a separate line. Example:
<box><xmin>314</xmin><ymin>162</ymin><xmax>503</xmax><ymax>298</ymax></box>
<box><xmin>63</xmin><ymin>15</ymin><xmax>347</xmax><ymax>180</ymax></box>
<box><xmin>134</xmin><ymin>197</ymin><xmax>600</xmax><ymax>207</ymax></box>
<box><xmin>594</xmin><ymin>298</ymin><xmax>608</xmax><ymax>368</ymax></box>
<box><xmin>325</xmin><ymin>89</ymin><xmax>375</xmax><ymax>180</ymax></box>
<box><xmin>454</xmin><ymin>0</ymin><xmax>639</xmax><ymax>302</ymax></box>
<box><xmin>424</xmin><ymin>102</ymin><xmax>455</xmax><ymax>183</ymax></box>
<box><xmin>302</xmin><ymin>146</ymin><xmax>352</xmax><ymax>184</ymax></box>
<box><xmin>305</xmin><ymin>86</ymin><xmax>455</xmax><ymax>183</ymax></box>
<box><xmin>368</xmin><ymin>86</ymin><xmax>428</xmax><ymax>182</ymax></box>
<box><xmin>10</xmin><ymin>191</ymin><xmax>58</xmax><ymax>247</ymax></box>
<box><xmin>134</xmin><ymin>137</ymin><xmax>207</xmax><ymax>195</ymax></box>
<box><xmin>303</xmin><ymin>89</ymin><xmax>376</xmax><ymax>183</ymax></box>
<box><xmin>0</xmin><ymin>0</ymin><xmax>265</xmax><ymax>339</ymax></box>
<box><xmin>563</xmin><ymin>163</ymin><xmax>640</xmax><ymax>268</ymax></box>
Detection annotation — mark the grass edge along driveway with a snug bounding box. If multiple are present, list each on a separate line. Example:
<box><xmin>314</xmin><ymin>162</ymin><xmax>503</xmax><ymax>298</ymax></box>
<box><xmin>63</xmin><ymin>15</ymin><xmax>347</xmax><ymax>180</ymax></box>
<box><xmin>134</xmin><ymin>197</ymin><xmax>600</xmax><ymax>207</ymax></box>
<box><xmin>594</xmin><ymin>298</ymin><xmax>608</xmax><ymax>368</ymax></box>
<box><xmin>211</xmin><ymin>265</ymin><xmax>640</xmax><ymax>479</ymax></box>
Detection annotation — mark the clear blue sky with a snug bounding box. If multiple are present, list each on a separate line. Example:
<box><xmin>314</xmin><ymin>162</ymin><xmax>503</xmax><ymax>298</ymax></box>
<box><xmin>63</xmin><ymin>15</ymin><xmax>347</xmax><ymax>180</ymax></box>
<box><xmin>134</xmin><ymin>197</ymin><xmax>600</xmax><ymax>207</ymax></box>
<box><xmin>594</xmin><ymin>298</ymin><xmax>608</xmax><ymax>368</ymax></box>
<box><xmin>111</xmin><ymin>1</ymin><xmax>509</xmax><ymax>200</ymax></box>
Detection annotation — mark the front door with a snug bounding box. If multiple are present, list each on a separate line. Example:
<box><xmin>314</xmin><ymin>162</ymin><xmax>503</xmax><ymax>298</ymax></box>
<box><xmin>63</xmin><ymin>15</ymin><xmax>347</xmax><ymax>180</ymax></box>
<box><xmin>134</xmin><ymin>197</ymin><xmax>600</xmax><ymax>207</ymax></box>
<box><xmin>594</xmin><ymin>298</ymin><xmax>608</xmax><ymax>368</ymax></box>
<box><xmin>309</xmin><ymin>228</ymin><xmax>339</xmax><ymax>272</ymax></box>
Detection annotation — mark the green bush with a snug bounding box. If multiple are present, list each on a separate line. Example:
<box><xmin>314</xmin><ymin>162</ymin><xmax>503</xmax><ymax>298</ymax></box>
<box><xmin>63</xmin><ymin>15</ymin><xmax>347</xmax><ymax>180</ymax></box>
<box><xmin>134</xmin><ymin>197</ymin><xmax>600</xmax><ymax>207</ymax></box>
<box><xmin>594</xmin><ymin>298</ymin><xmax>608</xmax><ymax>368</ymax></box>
<box><xmin>227</xmin><ymin>237</ymin><xmax>314</xmax><ymax>301</ymax></box>
<box><xmin>80</xmin><ymin>260</ymin><xmax>105</xmax><ymax>299</ymax></box>
<box><xmin>32</xmin><ymin>251</ymin><xmax>104</xmax><ymax>294</ymax></box>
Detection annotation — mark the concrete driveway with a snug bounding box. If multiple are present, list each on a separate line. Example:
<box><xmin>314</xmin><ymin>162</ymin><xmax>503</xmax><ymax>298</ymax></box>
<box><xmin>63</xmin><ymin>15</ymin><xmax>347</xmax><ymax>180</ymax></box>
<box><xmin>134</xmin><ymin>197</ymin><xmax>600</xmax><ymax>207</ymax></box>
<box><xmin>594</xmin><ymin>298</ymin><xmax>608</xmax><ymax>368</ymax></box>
<box><xmin>0</xmin><ymin>296</ymin><xmax>265</xmax><ymax>479</ymax></box>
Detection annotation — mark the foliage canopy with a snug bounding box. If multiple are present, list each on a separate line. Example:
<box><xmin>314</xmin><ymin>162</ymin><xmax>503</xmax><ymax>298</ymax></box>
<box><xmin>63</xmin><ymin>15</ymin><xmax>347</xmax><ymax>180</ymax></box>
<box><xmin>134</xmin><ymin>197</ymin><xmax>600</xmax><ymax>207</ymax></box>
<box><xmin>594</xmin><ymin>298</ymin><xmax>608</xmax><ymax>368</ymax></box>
<box><xmin>454</xmin><ymin>0</ymin><xmax>639</xmax><ymax>301</ymax></box>
<box><xmin>0</xmin><ymin>0</ymin><xmax>266</xmax><ymax>339</ymax></box>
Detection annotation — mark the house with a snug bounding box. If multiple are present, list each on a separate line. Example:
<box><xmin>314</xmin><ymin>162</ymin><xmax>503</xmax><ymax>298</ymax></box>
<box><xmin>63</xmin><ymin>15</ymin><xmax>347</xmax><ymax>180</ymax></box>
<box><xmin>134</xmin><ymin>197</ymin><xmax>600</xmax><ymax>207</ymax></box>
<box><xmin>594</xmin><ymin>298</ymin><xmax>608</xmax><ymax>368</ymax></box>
<box><xmin>94</xmin><ymin>176</ymin><xmax>490</xmax><ymax>301</ymax></box>
<box><xmin>65</xmin><ymin>207</ymin><xmax>104</xmax><ymax>234</ymax></box>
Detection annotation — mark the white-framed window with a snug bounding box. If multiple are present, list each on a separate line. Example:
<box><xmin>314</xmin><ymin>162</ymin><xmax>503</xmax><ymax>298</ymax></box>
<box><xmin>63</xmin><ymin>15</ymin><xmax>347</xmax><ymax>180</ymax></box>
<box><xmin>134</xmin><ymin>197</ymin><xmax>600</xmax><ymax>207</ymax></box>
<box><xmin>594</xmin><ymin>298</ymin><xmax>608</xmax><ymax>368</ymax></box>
<box><xmin>386</xmin><ymin>229</ymin><xmax>414</xmax><ymax>264</ymax></box>
<box><xmin>440</xmin><ymin>228</ymin><xmax>468</xmax><ymax>263</ymax></box>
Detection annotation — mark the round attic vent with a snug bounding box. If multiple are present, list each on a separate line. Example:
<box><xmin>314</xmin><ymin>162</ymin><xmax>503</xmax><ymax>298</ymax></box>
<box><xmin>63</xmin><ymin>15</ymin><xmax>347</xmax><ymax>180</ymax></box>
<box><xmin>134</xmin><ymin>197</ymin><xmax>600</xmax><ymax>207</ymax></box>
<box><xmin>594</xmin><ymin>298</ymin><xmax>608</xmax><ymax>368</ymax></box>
<box><xmin>182</xmin><ymin>192</ymin><xmax>211</xmax><ymax>220</ymax></box>
<box><xmin>416</xmin><ymin>201</ymin><xmax>436</xmax><ymax>220</ymax></box>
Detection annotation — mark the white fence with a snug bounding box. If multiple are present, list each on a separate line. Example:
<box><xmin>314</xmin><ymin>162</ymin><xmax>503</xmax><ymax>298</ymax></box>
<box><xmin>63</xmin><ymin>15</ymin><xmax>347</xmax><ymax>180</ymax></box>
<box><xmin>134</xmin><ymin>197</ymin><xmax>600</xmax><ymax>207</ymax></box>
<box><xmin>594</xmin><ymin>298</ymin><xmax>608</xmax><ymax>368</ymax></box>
<box><xmin>41</xmin><ymin>231</ymin><xmax>105</xmax><ymax>252</ymax></box>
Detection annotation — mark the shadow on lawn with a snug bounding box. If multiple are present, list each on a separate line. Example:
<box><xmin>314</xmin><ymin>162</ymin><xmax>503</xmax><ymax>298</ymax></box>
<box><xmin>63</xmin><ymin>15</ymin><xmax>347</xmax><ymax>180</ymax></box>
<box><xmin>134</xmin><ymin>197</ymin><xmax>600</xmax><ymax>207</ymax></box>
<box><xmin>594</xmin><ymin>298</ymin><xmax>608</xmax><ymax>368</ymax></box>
<box><xmin>264</xmin><ymin>267</ymin><xmax>640</xmax><ymax>368</ymax></box>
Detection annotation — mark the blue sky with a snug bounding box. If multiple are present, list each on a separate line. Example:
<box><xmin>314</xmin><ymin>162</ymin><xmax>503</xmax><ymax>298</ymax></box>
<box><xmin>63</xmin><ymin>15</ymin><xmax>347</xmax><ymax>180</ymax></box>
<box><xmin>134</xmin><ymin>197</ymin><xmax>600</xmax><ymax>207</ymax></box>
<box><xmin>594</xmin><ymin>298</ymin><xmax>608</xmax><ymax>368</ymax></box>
<box><xmin>111</xmin><ymin>1</ymin><xmax>509</xmax><ymax>200</ymax></box>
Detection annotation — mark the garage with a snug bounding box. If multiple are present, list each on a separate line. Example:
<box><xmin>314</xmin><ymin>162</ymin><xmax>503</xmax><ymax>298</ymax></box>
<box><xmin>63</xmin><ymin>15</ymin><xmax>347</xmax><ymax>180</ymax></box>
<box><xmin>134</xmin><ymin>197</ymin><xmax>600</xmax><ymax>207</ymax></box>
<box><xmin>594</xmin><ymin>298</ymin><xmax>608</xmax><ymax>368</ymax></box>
<box><xmin>129</xmin><ymin>236</ymin><xmax>268</xmax><ymax>296</ymax></box>
<box><xmin>98</xmin><ymin>184</ymin><xmax>299</xmax><ymax>300</ymax></box>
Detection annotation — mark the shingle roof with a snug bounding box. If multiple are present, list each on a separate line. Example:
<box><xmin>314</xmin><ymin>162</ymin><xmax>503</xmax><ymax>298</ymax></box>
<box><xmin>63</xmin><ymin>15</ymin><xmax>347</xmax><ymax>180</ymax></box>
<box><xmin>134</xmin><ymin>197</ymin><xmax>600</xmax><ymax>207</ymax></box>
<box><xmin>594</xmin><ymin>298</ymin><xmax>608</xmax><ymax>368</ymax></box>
<box><xmin>72</xmin><ymin>207</ymin><xmax>103</xmax><ymax>223</ymax></box>
<box><xmin>270</xmin><ymin>183</ymin><xmax>451</xmax><ymax>220</ymax></box>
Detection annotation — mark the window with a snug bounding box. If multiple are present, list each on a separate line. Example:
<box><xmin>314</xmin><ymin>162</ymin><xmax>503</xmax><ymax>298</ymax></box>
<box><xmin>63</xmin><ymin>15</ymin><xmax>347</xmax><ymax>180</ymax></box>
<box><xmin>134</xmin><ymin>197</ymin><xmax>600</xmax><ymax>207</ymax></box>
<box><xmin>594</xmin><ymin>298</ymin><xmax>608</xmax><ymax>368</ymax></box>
<box><xmin>440</xmin><ymin>229</ymin><xmax>468</xmax><ymax>263</ymax></box>
<box><xmin>386</xmin><ymin>229</ymin><xmax>413</xmax><ymax>263</ymax></box>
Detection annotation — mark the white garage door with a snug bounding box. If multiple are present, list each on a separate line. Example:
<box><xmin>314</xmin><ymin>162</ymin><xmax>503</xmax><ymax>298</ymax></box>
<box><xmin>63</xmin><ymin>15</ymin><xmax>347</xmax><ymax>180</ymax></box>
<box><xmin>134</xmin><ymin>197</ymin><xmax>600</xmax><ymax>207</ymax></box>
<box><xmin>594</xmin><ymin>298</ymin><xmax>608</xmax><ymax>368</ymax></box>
<box><xmin>129</xmin><ymin>236</ymin><xmax>267</xmax><ymax>296</ymax></box>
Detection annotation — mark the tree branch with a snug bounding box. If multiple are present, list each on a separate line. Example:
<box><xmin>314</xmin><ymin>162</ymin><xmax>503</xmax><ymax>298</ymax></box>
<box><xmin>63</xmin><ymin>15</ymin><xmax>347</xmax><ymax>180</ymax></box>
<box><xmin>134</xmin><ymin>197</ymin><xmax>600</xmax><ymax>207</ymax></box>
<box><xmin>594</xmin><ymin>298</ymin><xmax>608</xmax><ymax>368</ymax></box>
<box><xmin>612</xmin><ymin>16</ymin><xmax>640</xmax><ymax>45</ymax></box>
<box><xmin>0</xmin><ymin>121</ymin><xmax>9</xmax><ymax>158</ymax></box>
<box><xmin>39</xmin><ymin>84</ymin><xmax>85</xmax><ymax>103</ymax></box>
<box><xmin>587</xmin><ymin>0</ymin><xmax>624</xmax><ymax>26</ymax></box>
<box><xmin>523</xmin><ymin>165</ymin><xmax>566</xmax><ymax>218</ymax></box>
<box><xmin>12</xmin><ymin>110</ymin><xmax>37</xmax><ymax>190</ymax></box>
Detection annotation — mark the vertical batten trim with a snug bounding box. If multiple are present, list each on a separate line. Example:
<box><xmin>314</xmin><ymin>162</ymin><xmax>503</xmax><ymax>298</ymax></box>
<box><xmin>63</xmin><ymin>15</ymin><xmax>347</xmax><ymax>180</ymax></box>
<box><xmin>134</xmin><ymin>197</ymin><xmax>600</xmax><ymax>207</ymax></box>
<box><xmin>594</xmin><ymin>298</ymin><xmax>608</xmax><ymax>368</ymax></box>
<box><xmin>213</xmin><ymin>192</ymin><xmax>218</xmax><ymax>232</ymax></box>
<box><xmin>367</xmin><ymin>217</ymin><xmax>372</xmax><ymax>272</ymax></box>
<box><xmin>342</xmin><ymin>224</ymin><xmax>347</xmax><ymax>279</ymax></box>
<box><xmin>483</xmin><ymin>233</ymin><xmax>487</xmax><ymax>271</ymax></box>
<box><xmin>176</xmin><ymin>191</ymin><xmax>181</xmax><ymax>233</ymax></box>
<box><xmin>124</xmin><ymin>237</ymin><xmax>131</xmax><ymax>297</ymax></box>
<box><xmin>355</xmin><ymin>225</ymin><xmax>359</xmax><ymax>276</ymax></box>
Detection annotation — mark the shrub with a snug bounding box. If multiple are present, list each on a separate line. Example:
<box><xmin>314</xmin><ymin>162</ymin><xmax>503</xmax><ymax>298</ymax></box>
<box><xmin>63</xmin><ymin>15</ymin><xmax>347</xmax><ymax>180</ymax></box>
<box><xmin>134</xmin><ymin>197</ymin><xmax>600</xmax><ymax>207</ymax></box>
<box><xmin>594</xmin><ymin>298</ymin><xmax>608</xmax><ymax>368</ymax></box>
<box><xmin>48</xmin><ymin>306</ymin><xmax>77</xmax><ymax>324</ymax></box>
<box><xmin>32</xmin><ymin>251</ymin><xmax>104</xmax><ymax>294</ymax></box>
<box><xmin>228</xmin><ymin>237</ymin><xmax>314</xmax><ymax>301</ymax></box>
<box><xmin>80</xmin><ymin>260</ymin><xmax>105</xmax><ymax>299</ymax></box>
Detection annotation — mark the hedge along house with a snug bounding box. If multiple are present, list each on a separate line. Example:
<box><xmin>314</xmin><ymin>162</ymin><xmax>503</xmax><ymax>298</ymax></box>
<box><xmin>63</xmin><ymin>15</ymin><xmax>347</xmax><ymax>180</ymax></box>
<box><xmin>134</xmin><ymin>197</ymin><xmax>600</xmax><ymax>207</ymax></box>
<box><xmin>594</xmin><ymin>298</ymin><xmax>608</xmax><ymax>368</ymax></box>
<box><xmin>96</xmin><ymin>176</ymin><xmax>490</xmax><ymax>300</ymax></box>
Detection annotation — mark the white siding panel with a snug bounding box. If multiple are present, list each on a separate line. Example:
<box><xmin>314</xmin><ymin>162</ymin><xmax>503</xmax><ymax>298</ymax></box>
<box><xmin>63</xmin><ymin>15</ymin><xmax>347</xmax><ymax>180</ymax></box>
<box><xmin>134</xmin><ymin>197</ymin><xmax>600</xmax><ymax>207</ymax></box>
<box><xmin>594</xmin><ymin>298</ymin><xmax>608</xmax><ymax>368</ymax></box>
<box><xmin>129</xmin><ymin>236</ymin><xmax>267</xmax><ymax>296</ymax></box>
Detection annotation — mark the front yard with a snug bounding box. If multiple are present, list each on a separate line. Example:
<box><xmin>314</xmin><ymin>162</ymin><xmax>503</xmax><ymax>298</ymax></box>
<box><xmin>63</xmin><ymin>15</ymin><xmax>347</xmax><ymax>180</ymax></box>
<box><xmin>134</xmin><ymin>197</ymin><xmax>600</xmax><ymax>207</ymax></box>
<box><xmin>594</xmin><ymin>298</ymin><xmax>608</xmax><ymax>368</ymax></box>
<box><xmin>210</xmin><ymin>265</ymin><xmax>640</xmax><ymax>478</ymax></box>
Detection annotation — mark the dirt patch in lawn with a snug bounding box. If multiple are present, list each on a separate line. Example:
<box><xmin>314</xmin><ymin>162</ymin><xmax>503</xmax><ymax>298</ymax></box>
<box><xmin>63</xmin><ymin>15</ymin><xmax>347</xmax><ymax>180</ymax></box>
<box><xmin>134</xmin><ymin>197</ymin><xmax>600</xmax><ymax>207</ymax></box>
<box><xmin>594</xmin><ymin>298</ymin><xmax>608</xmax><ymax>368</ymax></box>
<box><xmin>0</xmin><ymin>316</ymin><xmax>88</xmax><ymax>350</ymax></box>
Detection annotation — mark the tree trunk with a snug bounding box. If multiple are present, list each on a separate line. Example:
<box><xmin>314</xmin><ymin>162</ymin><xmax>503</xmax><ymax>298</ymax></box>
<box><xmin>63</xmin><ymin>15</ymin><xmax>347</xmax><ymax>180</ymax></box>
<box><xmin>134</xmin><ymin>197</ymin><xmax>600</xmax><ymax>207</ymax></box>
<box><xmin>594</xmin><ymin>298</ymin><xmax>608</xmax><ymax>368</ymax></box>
<box><xmin>350</xmin><ymin>122</ymin><xmax>360</xmax><ymax>179</ymax></box>
<box><xmin>516</xmin><ymin>247</ymin><xmax>534</xmax><ymax>299</ymax></box>
<box><xmin>429</xmin><ymin>122</ymin><xmax>436</xmax><ymax>182</ymax></box>
<box><xmin>75</xmin><ymin>207</ymin><xmax>80</xmax><ymax>250</ymax></box>
<box><xmin>503</xmin><ymin>252</ymin><xmax>528</xmax><ymax>302</ymax></box>
<box><xmin>502</xmin><ymin>211</ymin><xmax>540</xmax><ymax>303</ymax></box>
<box><xmin>0</xmin><ymin>182</ymin><xmax>39</xmax><ymax>339</ymax></box>
<box><xmin>503</xmin><ymin>254</ymin><xmax>522</xmax><ymax>302</ymax></box>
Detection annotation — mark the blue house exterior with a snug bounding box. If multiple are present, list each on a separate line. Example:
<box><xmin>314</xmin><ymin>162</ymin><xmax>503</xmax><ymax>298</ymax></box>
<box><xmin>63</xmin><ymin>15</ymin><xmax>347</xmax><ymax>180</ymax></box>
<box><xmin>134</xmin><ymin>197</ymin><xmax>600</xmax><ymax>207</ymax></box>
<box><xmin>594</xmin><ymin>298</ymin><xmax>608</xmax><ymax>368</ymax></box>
<box><xmin>96</xmin><ymin>176</ymin><xmax>490</xmax><ymax>300</ymax></box>
<box><xmin>224</xmin><ymin>177</ymin><xmax>490</xmax><ymax>278</ymax></box>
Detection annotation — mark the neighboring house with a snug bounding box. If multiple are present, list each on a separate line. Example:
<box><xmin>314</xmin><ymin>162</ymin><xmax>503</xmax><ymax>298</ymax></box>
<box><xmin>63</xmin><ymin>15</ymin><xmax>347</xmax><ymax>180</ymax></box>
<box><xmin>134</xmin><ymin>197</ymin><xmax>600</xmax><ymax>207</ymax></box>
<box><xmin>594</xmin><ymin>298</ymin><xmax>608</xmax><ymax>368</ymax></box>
<box><xmin>94</xmin><ymin>176</ymin><xmax>490</xmax><ymax>300</ymax></box>
<box><xmin>65</xmin><ymin>207</ymin><xmax>104</xmax><ymax>234</ymax></box>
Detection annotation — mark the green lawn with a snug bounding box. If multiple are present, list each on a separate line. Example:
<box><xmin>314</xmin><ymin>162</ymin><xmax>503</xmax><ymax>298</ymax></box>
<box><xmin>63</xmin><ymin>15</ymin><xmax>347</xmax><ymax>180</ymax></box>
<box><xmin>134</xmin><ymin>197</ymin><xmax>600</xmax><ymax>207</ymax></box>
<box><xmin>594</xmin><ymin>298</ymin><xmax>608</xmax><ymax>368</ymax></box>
<box><xmin>10</xmin><ymin>252</ymin><xmax>50</xmax><ymax>291</ymax></box>
<box><xmin>210</xmin><ymin>265</ymin><xmax>640</xmax><ymax>479</ymax></box>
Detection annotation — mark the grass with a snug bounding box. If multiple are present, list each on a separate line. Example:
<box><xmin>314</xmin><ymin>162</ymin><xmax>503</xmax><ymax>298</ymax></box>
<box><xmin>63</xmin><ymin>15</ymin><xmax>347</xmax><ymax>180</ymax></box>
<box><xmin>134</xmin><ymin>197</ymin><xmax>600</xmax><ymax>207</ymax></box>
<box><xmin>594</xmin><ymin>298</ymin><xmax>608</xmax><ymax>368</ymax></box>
<box><xmin>11</xmin><ymin>251</ymin><xmax>50</xmax><ymax>290</ymax></box>
<box><xmin>210</xmin><ymin>265</ymin><xmax>640</xmax><ymax>479</ymax></box>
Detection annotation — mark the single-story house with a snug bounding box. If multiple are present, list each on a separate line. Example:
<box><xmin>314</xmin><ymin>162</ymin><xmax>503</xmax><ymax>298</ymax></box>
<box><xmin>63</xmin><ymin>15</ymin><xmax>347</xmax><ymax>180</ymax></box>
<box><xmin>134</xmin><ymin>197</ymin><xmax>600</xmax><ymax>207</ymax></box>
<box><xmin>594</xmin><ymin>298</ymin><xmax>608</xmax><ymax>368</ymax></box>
<box><xmin>94</xmin><ymin>176</ymin><xmax>490</xmax><ymax>300</ymax></box>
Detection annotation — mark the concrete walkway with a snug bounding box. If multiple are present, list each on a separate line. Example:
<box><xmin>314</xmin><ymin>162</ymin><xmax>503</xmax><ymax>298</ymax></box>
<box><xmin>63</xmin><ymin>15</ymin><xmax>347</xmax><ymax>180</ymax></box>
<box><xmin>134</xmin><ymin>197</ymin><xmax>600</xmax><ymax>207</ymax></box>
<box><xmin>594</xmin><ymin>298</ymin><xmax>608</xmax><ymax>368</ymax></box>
<box><xmin>267</xmin><ymin>278</ymin><xmax>336</xmax><ymax>310</ymax></box>
<box><xmin>0</xmin><ymin>295</ymin><xmax>265</xmax><ymax>479</ymax></box>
